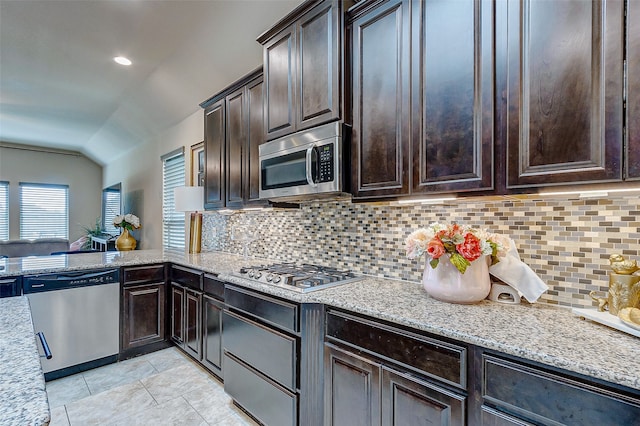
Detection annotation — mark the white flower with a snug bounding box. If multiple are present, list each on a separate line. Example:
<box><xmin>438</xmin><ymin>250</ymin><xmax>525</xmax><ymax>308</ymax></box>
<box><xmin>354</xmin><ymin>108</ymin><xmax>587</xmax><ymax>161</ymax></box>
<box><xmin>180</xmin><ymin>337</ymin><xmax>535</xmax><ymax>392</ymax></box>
<box><xmin>113</xmin><ymin>213</ymin><xmax>141</xmax><ymax>229</ymax></box>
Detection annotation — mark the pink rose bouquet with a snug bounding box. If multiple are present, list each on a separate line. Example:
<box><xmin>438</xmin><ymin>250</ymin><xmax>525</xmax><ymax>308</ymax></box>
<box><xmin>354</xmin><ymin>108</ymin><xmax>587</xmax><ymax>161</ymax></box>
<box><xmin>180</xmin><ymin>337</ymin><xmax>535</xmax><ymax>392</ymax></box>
<box><xmin>406</xmin><ymin>222</ymin><xmax>510</xmax><ymax>274</ymax></box>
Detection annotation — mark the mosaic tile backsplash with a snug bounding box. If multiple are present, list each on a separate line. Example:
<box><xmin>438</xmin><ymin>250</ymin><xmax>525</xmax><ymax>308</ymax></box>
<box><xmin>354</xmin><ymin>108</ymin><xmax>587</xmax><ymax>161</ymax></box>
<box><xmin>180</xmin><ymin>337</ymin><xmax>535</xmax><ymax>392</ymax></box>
<box><xmin>201</xmin><ymin>195</ymin><xmax>639</xmax><ymax>309</ymax></box>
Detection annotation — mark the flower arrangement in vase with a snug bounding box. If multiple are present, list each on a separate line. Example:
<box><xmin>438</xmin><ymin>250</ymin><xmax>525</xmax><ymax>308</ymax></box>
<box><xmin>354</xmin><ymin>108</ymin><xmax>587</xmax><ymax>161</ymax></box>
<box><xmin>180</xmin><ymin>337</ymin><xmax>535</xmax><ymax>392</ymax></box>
<box><xmin>113</xmin><ymin>213</ymin><xmax>141</xmax><ymax>251</ymax></box>
<box><xmin>406</xmin><ymin>222</ymin><xmax>511</xmax><ymax>303</ymax></box>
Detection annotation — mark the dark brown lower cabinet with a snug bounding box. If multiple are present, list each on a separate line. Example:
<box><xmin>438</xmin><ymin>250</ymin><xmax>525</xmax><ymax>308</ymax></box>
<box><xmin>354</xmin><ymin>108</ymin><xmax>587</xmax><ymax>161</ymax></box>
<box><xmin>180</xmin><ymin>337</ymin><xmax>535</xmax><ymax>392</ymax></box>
<box><xmin>324</xmin><ymin>309</ymin><xmax>467</xmax><ymax>426</ymax></box>
<box><xmin>122</xmin><ymin>283</ymin><xmax>165</xmax><ymax>351</ymax></box>
<box><xmin>481</xmin><ymin>354</ymin><xmax>640</xmax><ymax>426</ymax></box>
<box><xmin>170</xmin><ymin>284</ymin><xmax>185</xmax><ymax>346</ymax></box>
<box><xmin>171</xmin><ymin>282</ymin><xmax>202</xmax><ymax>360</ymax></box>
<box><xmin>324</xmin><ymin>343</ymin><xmax>465</xmax><ymax>426</ymax></box>
<box><xmin>169</xmin><ymin>269</ymin><xmax>224</xmax><ymax>379</ymax></box>
<box><xmin>120</xmin><ymin>264</ymin><xmax>168</xmax><ymax>357</ymax></box>
<box><xmin>184</xmin><ymin>288</ymin><xmax>202</xmax><ymax>359</ymax></box>
<box><xmin>201</xmin><ymin>294</ymin><xmax>223</xmax><ymax>376</ymax></box>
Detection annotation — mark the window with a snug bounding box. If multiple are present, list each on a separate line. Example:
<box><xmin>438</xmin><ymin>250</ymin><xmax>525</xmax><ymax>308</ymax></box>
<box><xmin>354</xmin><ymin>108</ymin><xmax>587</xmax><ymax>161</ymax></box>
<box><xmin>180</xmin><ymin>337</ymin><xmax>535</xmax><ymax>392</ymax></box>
<box><xmin>102</xmin><ymin>185</ymin><xmax>121</xmax><ymax>235</ymax></box>
<box><xmin>162</xmin><ymin>148</ymin><xmax>186</xmax><ymax>248</ymax></box>
<box><xmin>20</xmin><ymin>183</ymin><xmax>69</xmax><ymax>239</ymax></box>
<box><xmin>0</xmin><ymin>182</ymin><xmax>8</xmax><ymax>241</ymax></box>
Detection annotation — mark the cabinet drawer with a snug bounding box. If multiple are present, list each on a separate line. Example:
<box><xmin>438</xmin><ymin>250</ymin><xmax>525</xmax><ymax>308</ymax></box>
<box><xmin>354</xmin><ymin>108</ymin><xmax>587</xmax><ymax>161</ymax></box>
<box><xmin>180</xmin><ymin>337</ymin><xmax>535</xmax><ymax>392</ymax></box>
<box><xmin>483</xmin><ymin>355</ymin><xmax>640</xmax><ymax>425</ymax></box>
<box><xmin>0</xmin><ymin>276</ymin><xmax>21</xmax><ymax>298</ymax></box>
<box><xmin>326</xmin><ymin>310</ymin><xmax>466</xmax><ymax>388</ymax></box>
<box><xmin>224</xmin><ymin>353</ymin><xmax>297</xmax><ymax>426</ymax></box>
<box><xmin>170</xmin><ymin>265</ymin><xmax>202</xmax><ymax>290</ymax></box>
<box><xmin>223</xmin><ymin>310</ymin><xmax>296</xmax><ymax>390</ymax></box>
<box><xmin>122</xmin><ymin>265</ymin><xmax>165</xmax><ymax>285</ymax></box>
<box><xmin>480</xmin><ymin>406</ymin><xmax>533</xmax><ymax>426</ymax></box>
<box><xmin>203</xmin><ymin>274</ymin><xmax>224</xmax><ymax>300</ymax></box>
<box><xmin>225</xmin><ymin>285</ymin><xmax>298</xmax><ymax>332</ymax></box>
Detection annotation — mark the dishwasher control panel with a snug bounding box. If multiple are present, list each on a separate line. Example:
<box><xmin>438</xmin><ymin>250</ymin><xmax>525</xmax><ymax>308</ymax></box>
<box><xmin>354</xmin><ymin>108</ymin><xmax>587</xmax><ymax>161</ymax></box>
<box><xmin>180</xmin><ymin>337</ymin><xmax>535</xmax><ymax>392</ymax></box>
<box><xmin>23</xmin><ymin>269</ymin><xmax>120</xmax><ymax>293</ymax></box>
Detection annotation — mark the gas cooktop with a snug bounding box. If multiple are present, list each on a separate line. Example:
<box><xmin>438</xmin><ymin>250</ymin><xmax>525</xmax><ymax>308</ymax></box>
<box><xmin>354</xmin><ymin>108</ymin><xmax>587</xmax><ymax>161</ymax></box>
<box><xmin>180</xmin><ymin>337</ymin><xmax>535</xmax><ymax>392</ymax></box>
<box><xmin>237</xmin><ymin>263</ymin><xmax>362</xmax><ymax>293</ymax></box>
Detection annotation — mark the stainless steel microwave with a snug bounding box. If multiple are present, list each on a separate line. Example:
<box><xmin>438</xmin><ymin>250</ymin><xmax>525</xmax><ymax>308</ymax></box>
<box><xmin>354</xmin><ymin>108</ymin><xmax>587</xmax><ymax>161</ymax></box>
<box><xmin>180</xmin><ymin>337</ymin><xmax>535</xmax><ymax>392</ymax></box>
<box><xmin>259</xmin><ymin>122</ymin><xmax>350</xmax><ymax>201</ymax></box>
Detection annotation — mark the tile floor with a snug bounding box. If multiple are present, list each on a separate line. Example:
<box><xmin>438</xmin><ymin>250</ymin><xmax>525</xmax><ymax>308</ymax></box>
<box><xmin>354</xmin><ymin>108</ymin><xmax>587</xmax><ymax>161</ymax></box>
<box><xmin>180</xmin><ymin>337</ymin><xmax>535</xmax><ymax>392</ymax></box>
<box><xmin>46</xmin><ymin>347</ymin><xmax>259</xmax><ymax>426</ymax></box>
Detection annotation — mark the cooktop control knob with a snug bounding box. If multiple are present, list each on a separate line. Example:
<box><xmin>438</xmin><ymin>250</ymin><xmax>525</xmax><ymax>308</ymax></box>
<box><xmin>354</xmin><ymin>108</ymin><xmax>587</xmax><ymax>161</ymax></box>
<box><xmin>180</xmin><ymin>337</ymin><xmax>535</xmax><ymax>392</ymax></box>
<box><xmin>266</xmin><ymin>273</ymin><xmax>273</xmax><ymax>282</ymax></box>
<box><xmin>273</xmin><ymin>275</ymin><xmax>281</xmax><ymax>284</ymax></box>
<box><xmin>254</xmin><ymin>271</ymin><xmax>262</xmax><ymax>279</ymax></box>
<box><xmin>248</xmin><ymin>270</ymin><xmax>255</xmax><ymax>278</ymax></box>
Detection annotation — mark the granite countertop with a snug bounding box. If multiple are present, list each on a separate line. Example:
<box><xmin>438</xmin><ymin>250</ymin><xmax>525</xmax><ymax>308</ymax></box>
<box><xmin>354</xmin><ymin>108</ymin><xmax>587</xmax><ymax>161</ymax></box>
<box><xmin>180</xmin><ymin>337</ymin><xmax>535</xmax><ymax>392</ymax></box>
<box><xmin>2</xmin><ymin>249</ymin><xmax>639</xmax><ymax>393</ymax></box>
<box><xmin>0</xmin><ymin>297</ymin><xmax>50</xmax><ymax>426</ymax></box>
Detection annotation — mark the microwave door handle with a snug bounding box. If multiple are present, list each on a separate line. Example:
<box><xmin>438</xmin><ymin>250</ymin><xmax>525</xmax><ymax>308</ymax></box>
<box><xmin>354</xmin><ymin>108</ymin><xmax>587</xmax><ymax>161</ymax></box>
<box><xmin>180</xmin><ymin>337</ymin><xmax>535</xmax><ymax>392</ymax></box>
<box><xmin>306</xmin><ymin>145</ymin><xmax>318</xmax><ymax>187</ymax></box>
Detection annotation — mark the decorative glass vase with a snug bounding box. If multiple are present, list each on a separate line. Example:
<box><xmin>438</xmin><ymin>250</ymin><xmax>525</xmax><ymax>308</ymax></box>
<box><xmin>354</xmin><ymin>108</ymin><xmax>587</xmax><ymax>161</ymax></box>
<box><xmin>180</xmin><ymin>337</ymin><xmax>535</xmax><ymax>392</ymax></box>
<box><xmin>115</xmin><ymin>228</ymin><xmax>136</xmax><ymax>251</ymax></box>
<box><xmin>422</xmin><ymin>254</ymin><xmax>491</xmax><ymax>304</ymax></box>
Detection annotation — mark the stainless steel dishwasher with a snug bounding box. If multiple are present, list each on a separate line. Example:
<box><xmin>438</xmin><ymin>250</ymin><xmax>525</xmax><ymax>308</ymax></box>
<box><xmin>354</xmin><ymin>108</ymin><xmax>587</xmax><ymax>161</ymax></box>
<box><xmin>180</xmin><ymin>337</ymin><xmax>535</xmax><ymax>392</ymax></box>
<box><xmin>23</xmin><ymin>269</ymin><xmax>120</xmax><ymax>380</ymax></box>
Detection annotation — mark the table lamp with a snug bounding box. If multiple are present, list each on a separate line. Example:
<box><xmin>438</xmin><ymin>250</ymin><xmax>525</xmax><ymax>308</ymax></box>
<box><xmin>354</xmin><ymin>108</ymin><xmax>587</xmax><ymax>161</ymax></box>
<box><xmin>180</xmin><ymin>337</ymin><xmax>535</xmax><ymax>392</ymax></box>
<box><xmin>174</xmin><ymin>186</ymin><xmax>204</xmax><ymax>253</ymax></box>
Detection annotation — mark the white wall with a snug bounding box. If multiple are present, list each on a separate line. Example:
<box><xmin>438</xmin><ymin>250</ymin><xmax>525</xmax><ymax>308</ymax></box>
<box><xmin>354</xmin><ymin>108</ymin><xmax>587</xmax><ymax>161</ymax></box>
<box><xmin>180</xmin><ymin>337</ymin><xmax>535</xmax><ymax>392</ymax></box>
<box><xmin>103</xmin><ymin>110</ymin><xmax>204</xmax><ymax>249</ymax></box>
<box><xmin>0</xmin><ymin>144</ymin><xmax>102</xmax><ymax>242</ymax></box>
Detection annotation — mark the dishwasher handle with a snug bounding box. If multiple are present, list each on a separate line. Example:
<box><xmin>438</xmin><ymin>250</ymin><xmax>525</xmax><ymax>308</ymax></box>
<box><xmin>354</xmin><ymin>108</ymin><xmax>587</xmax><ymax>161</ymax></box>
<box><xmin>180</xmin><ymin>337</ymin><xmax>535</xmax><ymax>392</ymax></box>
<box><xmin>36</xmin><ymin>332</ymin><xmax>53</xmax><ymax>359</ymax></box>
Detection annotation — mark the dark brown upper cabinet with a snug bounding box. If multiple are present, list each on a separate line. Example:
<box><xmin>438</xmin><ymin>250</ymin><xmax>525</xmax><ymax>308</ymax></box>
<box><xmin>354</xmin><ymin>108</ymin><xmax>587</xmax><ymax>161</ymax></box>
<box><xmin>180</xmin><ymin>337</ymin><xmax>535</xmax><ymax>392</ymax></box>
<box><xmin>350</xmin><ymin>0</ymin><xmax>493</xmax><ymax>199</ymax></box>
<box><xmin>349</xmin><ymin>0</ymin><xmax>411</xmax><ymax>198</ymax></box>
<box><xmin>204</xmin><ymin>100</ymin><xmax>225</xmax><ymax>209</ymax></box>
<box><xmin>201</xmin><ymin>69</ymin><xmax>267</xmax><ymax>210</ymax></box>
<box><xmin>627</xmin><ymin>0</ymin><xmax>640</xmax><ymax>180</ymax></box>
<box><xmin>258</xmin><ymin>0</ymin><xmax>351</xmax><ymax>141</ymax></box>
<box><xmin>505</xmin><ymin>0</ymin><xmax>624</xmax><ymax>189</ymax></box>
<box><xmin>411</xmin><ymin>0</ymin><xmax>494</xmax><ymax>194</ymax></box>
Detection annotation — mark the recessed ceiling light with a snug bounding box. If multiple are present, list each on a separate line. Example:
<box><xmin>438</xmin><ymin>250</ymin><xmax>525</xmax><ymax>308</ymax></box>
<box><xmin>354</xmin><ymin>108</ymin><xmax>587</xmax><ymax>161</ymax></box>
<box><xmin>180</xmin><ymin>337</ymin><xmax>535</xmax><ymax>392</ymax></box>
<box><xmin>113</xmin><ymin>56</ymin><xmax>132</xmax><ymax>66</ymax></box>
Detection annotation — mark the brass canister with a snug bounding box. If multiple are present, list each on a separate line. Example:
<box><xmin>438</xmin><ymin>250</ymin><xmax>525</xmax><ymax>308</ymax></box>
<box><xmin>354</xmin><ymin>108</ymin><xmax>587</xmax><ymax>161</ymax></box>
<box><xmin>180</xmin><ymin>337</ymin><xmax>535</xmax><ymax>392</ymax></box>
<box><xmin>591</xmin><ymin>273</ymin><xmax>640</xmax><ymax>315</ymax></box>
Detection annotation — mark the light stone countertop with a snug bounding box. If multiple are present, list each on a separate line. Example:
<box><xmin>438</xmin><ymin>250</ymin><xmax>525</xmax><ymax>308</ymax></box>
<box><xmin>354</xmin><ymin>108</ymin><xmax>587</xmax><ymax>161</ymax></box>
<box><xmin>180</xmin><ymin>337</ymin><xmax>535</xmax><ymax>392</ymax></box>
<box><xmin>2</xmin><ymin>249</ymin><xmax>639</xmax><ymax>394</ymax></box>
<box><xmin>0</xmin><ymin>296</ymin><xmax>50</xmax><ymax>426</ymax></box>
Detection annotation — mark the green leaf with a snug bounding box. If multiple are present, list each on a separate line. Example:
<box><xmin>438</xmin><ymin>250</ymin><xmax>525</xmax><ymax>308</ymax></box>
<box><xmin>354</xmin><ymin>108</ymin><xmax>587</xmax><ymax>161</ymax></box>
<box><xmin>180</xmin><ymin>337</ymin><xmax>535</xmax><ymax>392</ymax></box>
<box><xmin>451</xmin><ymin>234</ymin><xmax>465</xmax><ymax>245</ymax></box>
<box><xmin>449</xmin><ymin>253</ymin><xmax>470</xmax><ymax>274</ymax></box>
<box><xmin>429</xmin><ymin>258</ymin><xmax>439</xmax><ymax>269</ymax></box>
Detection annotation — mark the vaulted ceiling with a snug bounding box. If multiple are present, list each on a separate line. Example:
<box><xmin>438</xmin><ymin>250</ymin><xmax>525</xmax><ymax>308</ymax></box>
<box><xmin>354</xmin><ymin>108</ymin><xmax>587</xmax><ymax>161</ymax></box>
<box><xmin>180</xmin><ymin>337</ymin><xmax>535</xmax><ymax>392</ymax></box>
<box><xmin>0</xmin><ymin>0</ymin><xmax>301</xmax><ymax>165</ymax></box>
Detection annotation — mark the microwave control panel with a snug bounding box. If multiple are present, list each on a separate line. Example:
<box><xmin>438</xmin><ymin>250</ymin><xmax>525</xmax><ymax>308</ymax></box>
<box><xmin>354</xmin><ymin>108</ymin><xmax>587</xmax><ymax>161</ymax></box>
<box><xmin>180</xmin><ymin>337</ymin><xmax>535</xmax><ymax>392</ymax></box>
<box><xmin>318</xmin><ymin>144</ymin><xmax>334</xmax><ymax>183</ymax></box>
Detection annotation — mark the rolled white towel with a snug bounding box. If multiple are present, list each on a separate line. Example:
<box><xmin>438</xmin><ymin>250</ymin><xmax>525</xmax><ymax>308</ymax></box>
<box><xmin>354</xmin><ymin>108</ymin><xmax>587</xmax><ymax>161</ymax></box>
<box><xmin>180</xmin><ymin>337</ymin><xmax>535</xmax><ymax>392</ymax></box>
<box><xmin>489</xmin><ymin>239</ymin><xmax>548</xmax><ymax>303</ymax></box>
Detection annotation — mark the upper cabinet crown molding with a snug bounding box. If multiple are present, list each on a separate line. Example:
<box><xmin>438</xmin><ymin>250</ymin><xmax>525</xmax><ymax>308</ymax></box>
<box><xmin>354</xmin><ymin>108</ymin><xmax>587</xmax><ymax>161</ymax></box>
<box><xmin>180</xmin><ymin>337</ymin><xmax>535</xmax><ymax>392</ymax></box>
<box><xmin>258</xmin><ymin>0</ymin><xmax>353</xmax><ymax>142</ymax></box>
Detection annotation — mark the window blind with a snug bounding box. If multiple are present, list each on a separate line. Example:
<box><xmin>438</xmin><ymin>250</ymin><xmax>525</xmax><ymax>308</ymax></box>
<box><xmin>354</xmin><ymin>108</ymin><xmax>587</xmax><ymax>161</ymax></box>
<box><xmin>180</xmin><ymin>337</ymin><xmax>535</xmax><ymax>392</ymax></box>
<box><xmin>0</xmin><ymin>182</ymin><xmax>8</xmax><ymax>241</ymax></box>
<box><xmin>19</xmin><ymin>183</ymin><xmax>69</xmax><ymax>239</ymax></box>
<box><xmin>162</xmin><ymin>150</ymin><xmax>186</xmax><ymax>248</ymax></box>
<box><xmin>102</xmin><ymin>190</ymin><xmax>121</xmax><ymax>235</ymax></box>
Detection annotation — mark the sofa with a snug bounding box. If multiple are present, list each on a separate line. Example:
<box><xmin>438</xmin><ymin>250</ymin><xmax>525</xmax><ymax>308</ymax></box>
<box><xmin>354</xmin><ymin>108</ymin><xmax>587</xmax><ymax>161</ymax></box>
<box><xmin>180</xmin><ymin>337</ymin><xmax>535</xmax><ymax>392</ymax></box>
<box><xmin>0</xmin><ymin>238</ymin><xmax>70</xmax><ymax>258</ymax></box>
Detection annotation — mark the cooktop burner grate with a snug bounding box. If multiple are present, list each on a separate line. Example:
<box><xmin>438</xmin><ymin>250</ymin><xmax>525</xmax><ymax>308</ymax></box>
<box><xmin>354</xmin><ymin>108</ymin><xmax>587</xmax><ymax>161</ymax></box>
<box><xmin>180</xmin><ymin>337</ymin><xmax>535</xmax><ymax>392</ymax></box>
<box><xmin>237</xmin><ymin>262</ymin><xmax>361</xmax><ymax>292</ymax></box>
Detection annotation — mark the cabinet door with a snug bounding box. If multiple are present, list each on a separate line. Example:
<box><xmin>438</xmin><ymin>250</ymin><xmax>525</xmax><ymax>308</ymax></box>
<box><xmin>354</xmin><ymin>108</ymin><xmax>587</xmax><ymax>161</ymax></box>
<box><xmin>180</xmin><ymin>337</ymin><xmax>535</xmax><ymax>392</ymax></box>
<box><xmin>381</xmin><ymin>366</ymin><xmax>465</xmax><ymax>426</ymax></box>
<box><xmin>627</xmin><ymin>0</ymin><xmax>640</xmax><ymax>180</ymax></box>
<box><xmin>122</xmin><ymin>283</ymin><xmax>165</xmax><ymax>351</ymax></box>
<box><xmin>170</xmin><ymin>285</ymin><xmax>184</xmax><ymax>345</ymax></box>
<box><xmin>184</xmin><ymin>288</ymin><xmax>202</xmax><ymax>359</ymax></box>
<box><xmin>350</xmin><ymin>0</ymin><xmax>411</xmax><ymax>199</ymax></box>
<box><xmin>245</xmin><ymin>75</ymin><xmax>268</xmax><ymax>206</ymax></box>
<box><xmin>411</xmin><ymin>0</ymin><xmax>494</xmax><ymax>193</ymax></box>
<box><xmin>506</xmin><ymin>0</ymin><xmax>624</xmax><ymax>188</ymax></box>
<box><xmin>325</xmin><ymin>344</ymin><xmax>381</xmax><ymax>426</ymax></box>
<box><xmin>297</xmin><ymin>0</ymin><xmax>340</xmax><ymax>131</ymax></box>
<box><xmin>226</xmin><ymin>87</ymin><xmax>246</xmax><ymax>209</ymax></box>
<box><xmin>204</xmin><ymin>100</ymin><xmax>226</xmax><ymax>209</ymax></box>
<box><xmin>202</xmin><ymin>295</ymin><xmax>223</xmax><ymax>376</ymax></box>
<box><xmin>264</xmin><ymin>24</ymin><xmax>296</xmax><ymax>140</ymax></box>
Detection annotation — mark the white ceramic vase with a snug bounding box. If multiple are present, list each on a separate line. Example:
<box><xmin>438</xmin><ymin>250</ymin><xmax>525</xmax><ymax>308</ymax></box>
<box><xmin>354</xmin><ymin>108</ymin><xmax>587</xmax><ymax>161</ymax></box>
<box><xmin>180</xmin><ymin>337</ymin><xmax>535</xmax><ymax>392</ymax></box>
<box><xmin>422</xmin><ymin>254</ymin><xmax>491</xmax><ymax>304</ymax></box>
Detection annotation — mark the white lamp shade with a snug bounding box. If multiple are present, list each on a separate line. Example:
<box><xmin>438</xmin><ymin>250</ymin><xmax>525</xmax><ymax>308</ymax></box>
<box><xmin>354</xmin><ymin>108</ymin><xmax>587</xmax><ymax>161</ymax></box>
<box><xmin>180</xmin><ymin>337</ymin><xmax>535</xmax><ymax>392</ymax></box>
<box><xmin>174</xmin><ymin>186</ymin><xmax>204</xmax><ymax>212</ymax></box>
